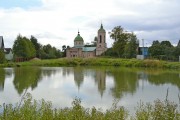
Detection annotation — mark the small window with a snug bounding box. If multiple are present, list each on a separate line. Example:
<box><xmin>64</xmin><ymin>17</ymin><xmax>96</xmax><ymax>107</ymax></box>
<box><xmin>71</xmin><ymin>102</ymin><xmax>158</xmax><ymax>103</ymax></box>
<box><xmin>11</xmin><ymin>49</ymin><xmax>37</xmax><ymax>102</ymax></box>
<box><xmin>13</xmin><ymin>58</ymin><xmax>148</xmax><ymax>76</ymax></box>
<box><xmin>104</xmin><ymin>36</ymin><xmax>105</xmax><ymax>43</ymax></box>
<box><xmin>100</xmin><ymin>35</ymin><xmax>102</xmax><ymax>43</ymax></box>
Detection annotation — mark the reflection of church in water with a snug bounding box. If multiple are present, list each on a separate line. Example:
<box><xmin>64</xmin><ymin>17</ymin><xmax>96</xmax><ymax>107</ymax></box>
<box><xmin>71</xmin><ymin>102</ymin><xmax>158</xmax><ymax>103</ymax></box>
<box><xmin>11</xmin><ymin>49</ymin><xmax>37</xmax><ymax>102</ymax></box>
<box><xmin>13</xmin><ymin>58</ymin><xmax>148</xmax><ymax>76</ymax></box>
<box><xmin>73</xmin><ymin>67</ymin><xmax>106</xmax><ymax>97</ymax></box>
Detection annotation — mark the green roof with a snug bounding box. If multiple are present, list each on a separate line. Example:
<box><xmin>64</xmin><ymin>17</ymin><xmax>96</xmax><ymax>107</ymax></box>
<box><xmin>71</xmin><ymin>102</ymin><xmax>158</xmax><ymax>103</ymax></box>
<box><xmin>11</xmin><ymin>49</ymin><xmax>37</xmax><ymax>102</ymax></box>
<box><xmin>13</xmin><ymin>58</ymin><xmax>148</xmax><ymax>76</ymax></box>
<box><xmin>98</xmin><ymin>24</ymin><xmax>105</xmax><ymax>33</ymax></box>
<box><xmin>83</xmin><ymin>47</ymin><xmax>96</xmax><ymax>52</ymax></box>
<box><xmin>74</xmin><ymin>32</ymin><xmax>84</xmax><ymax>41</ymax></box>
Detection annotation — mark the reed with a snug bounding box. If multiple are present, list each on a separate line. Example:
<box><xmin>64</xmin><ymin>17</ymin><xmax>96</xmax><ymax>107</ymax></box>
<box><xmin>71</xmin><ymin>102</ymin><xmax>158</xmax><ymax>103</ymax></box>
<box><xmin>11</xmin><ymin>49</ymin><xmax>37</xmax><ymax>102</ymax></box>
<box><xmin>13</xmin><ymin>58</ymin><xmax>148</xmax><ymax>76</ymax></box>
<box><xmin>0</xmin><ymin>93</ymin><xmax>179</xmax><ymax>120</ymax></box>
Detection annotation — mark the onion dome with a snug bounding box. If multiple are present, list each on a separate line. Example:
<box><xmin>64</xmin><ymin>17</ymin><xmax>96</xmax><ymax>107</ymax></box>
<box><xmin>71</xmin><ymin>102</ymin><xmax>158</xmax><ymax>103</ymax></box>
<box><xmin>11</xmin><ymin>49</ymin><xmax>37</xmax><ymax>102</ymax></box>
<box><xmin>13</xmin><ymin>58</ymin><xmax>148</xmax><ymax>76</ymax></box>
<box><xmin>98</xmin><ymin>24</ymin><xmax>106</xmax><ymax>33</ymax></box>
<box><xmin>74</xmin><ymin>31</ymin><xmax>84</xmax><ymax>41</ymax></box>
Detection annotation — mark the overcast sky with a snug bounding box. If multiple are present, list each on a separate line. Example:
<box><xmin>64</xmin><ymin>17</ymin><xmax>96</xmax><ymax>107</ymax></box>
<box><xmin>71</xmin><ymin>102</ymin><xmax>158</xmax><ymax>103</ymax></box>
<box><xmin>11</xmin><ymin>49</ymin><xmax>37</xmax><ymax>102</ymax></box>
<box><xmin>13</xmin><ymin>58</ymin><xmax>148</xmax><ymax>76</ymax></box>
<box><xmin>0</xmin><ymin>0</ymin><xmax>180</xmax><ymax>49</ymax></box>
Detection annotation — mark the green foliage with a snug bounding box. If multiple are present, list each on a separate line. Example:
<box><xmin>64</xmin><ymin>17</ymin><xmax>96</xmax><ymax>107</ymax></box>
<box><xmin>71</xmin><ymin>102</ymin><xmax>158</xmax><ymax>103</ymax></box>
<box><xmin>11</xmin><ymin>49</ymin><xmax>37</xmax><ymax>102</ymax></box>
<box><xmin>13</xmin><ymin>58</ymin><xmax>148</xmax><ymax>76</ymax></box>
<box><xmin>149</xmin><ymin>40</ymin><xmax>175</xmax><ymax>61</ymax></box>
<box><xmin>124</xmin><ymin>34</ymin><xmax>139</xmax><ymax>58</ymax></box>
<box><xmin>12</xmin><ymin>34</ymin><xmax>62</xmax><ymax>60</ymax></box>
<box><xmin>0</xmin><ymin>49</ymin><xmax>5</xmax><ymax>64</ymax></box>
<box><xmin>0</xmin><ymin>93</ymin><xmax>179</xmax><ymax>120</ymax></box>
<box><xmin>104</xmin><ymin>48</ymin><xmax>118</xmax><ymax>57</ymax></box>
<box><xmin>13</xmin><ymin>34</ymin><xmax>36</xmax><ymax>59</ymax></box>
<box><xmin>135</xmin><ymin>99</ymin><xmax>180</xmax><ymax>120</ymax></box>
<box><xmin>0</xmin><ymin>58</ymin><xmax>180</xmax><ymax>69</ymax></box>
<box><xmin>109</xmin><ymin>26</ymin><xmax>139</xmax><ymax>58</ymax></box>
<box><xmin>30</xmin><ymin>35</ymin><xmax>41</xmax><ymax>58</ymax></box>
<box><xmin>40</xmin><ymin>44</ymin><xmax>62</xmax><ymax>59</ymax></box>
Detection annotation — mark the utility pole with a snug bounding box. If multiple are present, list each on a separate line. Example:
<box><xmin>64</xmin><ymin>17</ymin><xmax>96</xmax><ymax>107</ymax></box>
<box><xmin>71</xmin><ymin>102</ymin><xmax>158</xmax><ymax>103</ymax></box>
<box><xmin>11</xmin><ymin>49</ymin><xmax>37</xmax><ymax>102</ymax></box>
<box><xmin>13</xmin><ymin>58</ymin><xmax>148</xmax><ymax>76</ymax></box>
<box><xmin>142</xmin><ymin>39</ymin><xmax>144</xmax><ymax>56</ymax></box>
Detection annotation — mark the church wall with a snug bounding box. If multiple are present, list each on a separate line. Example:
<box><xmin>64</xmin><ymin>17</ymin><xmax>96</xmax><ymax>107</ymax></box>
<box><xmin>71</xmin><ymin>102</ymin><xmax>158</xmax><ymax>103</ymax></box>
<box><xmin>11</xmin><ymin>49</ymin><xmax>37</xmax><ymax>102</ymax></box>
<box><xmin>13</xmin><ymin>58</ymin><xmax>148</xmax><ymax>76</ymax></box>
<box><xmin>82</xmin><ymin>51</ymin><xmax>96</xmax><ymax>58</ymax></box>
<box><xmin>96</xmin><ymin>33</ymin><xmax>107</xmax><ymax>56</ymax></box>
<box><xmin>66</xmin><ymin>48</ymin><xmax>83</xmax><ymax>58</ymax></box>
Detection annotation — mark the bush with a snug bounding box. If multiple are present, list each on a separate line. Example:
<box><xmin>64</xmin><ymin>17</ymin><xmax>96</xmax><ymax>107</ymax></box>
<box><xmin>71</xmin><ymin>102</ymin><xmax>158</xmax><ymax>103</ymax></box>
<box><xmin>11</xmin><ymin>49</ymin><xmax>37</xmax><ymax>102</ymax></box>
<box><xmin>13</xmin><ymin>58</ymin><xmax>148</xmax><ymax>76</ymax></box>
<box><xmin>0</xmin><ymin>50</ymin><xmax>6</xmax><ymax>64</ymax></box>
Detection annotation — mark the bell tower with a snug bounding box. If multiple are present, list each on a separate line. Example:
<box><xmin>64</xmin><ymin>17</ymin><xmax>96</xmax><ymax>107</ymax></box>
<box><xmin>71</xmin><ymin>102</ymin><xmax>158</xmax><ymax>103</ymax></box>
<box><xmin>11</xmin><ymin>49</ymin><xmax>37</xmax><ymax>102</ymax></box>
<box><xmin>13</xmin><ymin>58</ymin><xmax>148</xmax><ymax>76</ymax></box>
<box><xmin>96</xmin><ymin>24</ymin><xmax>107</xmax><ymax>56</ymax></box>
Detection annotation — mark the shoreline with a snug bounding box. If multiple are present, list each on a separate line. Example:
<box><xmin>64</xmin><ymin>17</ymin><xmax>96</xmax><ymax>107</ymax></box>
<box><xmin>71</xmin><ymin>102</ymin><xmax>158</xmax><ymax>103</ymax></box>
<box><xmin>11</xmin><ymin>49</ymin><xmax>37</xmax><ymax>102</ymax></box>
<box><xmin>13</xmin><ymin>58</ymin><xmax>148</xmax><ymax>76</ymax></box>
<box><xmin>0</xmin><ymin>57</ymin><xmax>180</xmax><ymax>69</ymax></box>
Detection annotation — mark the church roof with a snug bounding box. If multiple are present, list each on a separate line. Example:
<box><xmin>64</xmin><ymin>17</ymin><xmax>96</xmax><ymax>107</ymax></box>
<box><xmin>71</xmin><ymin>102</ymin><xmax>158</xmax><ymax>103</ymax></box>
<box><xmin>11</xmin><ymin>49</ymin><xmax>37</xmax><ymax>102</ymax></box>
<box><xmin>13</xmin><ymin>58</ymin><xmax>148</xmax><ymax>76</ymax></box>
<box><xmin>98</xmin><ymin>24</ymin><xmax>106</xmax><ymax>33</ymax></box>
<box><xmin>74</xmin><ymin>31</ymin><xmax>84</xmax><ymax>41</ymax></box>
<box><xmin>82</xmin><ymin>47</ymin><xmax>96</xmax><ymax>52</ymax></box>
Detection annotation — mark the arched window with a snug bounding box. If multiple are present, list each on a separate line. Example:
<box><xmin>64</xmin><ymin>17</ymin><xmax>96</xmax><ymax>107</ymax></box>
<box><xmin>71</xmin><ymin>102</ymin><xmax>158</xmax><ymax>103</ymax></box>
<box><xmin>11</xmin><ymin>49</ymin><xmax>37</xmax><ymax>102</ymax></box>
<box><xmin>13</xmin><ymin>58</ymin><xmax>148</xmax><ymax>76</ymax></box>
<box><xmin>100</xmin><ymin>35</ymin><xmax>102</xmax><ymax>43</ymax></box>
<box><xmin>104</xmin><ymin>35</ymin><xmax>105</xmax><ymax>43</ymax></box>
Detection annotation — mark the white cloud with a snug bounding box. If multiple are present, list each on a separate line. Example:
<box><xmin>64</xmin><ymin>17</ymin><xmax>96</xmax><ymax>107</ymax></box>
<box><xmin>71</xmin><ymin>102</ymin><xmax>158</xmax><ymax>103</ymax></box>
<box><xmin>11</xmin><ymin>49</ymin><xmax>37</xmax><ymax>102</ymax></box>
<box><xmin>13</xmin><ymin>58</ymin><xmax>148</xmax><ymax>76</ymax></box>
<box><xmin>0</xmin><ymin>0</ymin><xmax>180</xmax><ymax>49</ymax></box>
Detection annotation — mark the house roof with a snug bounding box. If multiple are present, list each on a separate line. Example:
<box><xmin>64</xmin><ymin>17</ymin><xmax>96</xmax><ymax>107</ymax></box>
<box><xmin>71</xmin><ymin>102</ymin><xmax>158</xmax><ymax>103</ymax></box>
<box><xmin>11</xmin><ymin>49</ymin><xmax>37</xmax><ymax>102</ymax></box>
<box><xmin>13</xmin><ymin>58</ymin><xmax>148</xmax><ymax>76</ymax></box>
<box><xmin>82</xmin><ymin>47</ymin><xmax>96</xmax><ymax>52</ymax></box>
<box><xmin>0</xmin><ymin>36</ymin><xmax>4</xmax><ymax>49</ymax></box>
<box><xmin>4</xmin><ymin>48</ymin><xmax>12</xmax><ymax>54</ymax></box>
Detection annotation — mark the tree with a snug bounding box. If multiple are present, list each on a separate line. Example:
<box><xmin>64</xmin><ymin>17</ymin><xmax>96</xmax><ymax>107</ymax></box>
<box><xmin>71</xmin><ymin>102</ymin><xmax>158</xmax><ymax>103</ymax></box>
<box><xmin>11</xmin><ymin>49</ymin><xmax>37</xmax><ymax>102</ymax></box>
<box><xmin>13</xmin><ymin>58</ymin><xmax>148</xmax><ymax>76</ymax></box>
<box><xmin>62</xmin><ymin>45</ymin><xmax>66</xmax><ymax>52</ymax></box>
<box><xmin>30</xmin><ymin>36</ymin><xmax>41</xmax><ymax>58</ymax></box>
<box><xmin>40</xmin><ymin>44</ymin><xmax>61</xmax><ymax>59</ymax></box>
<box><xmin>0</xmin><ymin>49</ymin><xmax>5</xmax><ymax>64</ymax></box>
<box><xmin>13</xmin><ymin>35</ymin><xmax>36</xmax><ymax>59</ymax></box>
<box><xmin>109</xmin><ymin>26</ymin><xmax>138</xmax><ymax>58</ymax></box>
<box><xmin>149</xmin><ymin>40</ymin><xmax>163</xmax><ymax>58</ymax></box>
<box><xmin>177</xmin><ymin>40</ymin><xmax>180</xmax><ymax>47</ymax></box>
<box><xmin>109</xmin><ymin>26</ymin><xmax>127</xmax><ymax>57</ymax></box>
<box><xmin>124</xmin><ymin>34</ymin><xmax>139</xmax><ymax>58</ymax></box>
<box><xmin>149</xmin><ymin>40</ymin><xmax>175</xmax><ymax>60</ymax></box>
<box><xmin>62</xmin><ymin>45</ymin><xmax>67</xmax><ymax>57</ymax></box>
<box><xmin>161</xmin><ymin>41</ymin><xmax>173</xmax><ymax>47</ymax></box>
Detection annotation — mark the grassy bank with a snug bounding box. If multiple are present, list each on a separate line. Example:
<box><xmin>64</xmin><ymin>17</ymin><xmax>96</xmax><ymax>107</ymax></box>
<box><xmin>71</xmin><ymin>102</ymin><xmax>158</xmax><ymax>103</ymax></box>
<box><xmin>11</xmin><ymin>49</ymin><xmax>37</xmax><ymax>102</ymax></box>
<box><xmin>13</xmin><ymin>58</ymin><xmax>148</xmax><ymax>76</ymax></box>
<box><xmin>0</xmin><ymin>93</ymin><xmax>179</xmax><ymax>120</ymax></box>
<box><xmin>0</xmin><ymin>58</ymin><xmax>180</xmax><ymax>69</ymax></box>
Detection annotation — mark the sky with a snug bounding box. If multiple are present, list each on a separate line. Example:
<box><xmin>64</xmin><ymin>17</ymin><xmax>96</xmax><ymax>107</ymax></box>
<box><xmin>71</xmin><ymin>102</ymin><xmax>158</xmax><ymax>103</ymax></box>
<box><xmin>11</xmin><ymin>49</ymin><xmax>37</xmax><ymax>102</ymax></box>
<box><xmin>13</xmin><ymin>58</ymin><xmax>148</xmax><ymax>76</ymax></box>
<box><xmin>0</xmin><ymin>0</ymin><xmax>180</xmax><ymax>49</ymax></box>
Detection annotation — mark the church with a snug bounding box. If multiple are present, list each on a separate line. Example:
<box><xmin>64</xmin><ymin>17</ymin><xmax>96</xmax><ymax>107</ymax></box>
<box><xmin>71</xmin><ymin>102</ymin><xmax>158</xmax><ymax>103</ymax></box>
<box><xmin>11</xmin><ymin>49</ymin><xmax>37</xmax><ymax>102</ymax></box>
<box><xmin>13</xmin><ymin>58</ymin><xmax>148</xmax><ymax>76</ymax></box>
<box><xmin>66</xmin><ymin>24</ymin><xmax>107</xmax><ymax>58</ymax></box>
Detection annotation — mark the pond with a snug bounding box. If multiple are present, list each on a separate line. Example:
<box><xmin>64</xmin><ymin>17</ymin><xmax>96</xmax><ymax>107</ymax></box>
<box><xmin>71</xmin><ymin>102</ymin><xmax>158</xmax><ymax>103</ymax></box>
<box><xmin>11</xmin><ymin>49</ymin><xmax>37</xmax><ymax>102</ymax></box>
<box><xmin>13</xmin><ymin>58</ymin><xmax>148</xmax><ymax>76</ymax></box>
<box><xmin>0</xmin><ymin>66</ymin><xmax>180</xmax><ymax>114</ymax></box>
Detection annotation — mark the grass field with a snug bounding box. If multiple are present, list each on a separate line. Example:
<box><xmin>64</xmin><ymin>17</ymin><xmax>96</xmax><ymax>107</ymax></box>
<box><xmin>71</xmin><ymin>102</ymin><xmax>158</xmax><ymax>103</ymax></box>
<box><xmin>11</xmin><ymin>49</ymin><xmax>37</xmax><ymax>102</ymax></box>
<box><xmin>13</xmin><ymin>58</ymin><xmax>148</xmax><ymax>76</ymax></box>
<box><xmin>1</xmin><ymin>57</ymin><xmax>180</xmax><ymax>69</ymax></box>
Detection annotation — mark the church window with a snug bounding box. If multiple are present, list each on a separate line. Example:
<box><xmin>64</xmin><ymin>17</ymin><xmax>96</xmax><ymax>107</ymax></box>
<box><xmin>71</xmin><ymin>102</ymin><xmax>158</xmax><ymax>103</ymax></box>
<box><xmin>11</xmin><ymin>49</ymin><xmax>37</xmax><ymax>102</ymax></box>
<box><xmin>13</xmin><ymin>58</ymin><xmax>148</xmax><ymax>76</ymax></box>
<box><xmin>100</xmin><ymin>35</ymin><xmax>102</xmax><ymax>43</ymax></box>
<box><xmin>104</xmin><ymin>36</ymin><xmax>105</xmax><ymax>43</ymax></box>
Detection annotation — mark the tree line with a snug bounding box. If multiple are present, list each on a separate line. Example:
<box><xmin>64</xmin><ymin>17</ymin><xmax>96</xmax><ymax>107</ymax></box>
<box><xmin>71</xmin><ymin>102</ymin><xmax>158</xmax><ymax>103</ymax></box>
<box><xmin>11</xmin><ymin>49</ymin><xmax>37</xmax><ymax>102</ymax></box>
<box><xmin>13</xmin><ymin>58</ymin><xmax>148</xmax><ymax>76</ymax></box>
<box><xmin>148</xmin><ymin>40</ymin><xmax>180</xmax><ymax>61</ymax></box>
<box><xmin>105</xmin><ymin>26</ymin><xmax>180</xmax><ymax>61</ymax></box>
<box><xmin>13</xmin><ymin>34</ymin><xmax>62</xmax><ymax>60</ymax></box>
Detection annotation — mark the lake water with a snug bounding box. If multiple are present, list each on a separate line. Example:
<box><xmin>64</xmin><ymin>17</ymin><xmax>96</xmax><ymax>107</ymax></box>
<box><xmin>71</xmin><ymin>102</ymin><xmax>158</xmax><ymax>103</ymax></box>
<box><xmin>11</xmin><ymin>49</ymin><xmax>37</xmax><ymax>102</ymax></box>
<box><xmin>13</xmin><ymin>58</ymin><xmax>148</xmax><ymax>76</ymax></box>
<box><xmin>0</xmin><ymin>67</ymin><xmax>180</xmax><ymax>114</ymax></box>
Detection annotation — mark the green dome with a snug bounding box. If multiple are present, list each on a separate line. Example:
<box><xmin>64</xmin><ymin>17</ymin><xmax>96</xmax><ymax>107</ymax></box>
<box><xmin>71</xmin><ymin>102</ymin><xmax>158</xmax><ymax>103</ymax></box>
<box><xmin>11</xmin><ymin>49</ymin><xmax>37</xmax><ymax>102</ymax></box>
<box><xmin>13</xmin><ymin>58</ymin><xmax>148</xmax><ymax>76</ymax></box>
<box><xmin>98</xmin><ymin>24</ymin><xmax>106</xmax><ymax>33</ymax></box>
<box><xmin>74</xmin><ymin>32</ymin><xmax>84</xmax><ymax>41</ymax></box>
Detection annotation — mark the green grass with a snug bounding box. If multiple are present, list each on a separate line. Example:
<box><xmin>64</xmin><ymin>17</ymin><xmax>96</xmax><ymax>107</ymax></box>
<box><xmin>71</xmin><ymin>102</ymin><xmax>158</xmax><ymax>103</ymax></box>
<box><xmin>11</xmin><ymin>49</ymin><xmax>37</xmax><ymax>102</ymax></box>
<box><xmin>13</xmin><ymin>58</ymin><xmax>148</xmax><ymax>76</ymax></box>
<box><xmin>0</xmin><ymin>58</ymin><xmax>180</xmax><ymax>69</ymax></box>
<box><xmin>0</xmin><ymin>93</ymin><xmax>180</xmax><ymax>120</ymax></box>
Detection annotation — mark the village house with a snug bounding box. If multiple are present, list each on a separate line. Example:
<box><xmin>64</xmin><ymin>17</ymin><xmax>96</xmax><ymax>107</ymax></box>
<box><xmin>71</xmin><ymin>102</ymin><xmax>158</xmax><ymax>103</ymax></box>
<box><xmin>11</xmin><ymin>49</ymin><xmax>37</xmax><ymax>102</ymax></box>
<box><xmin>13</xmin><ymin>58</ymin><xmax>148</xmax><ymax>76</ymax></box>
<box><xmin>66</xmin><ymin>24</ymin><xmax>107</xmax><ymax>58</ymax></box>
<box><xmin>0</xmin><ymin>36</ymin><xmax>13</xmax><ymax>61</ymax></box>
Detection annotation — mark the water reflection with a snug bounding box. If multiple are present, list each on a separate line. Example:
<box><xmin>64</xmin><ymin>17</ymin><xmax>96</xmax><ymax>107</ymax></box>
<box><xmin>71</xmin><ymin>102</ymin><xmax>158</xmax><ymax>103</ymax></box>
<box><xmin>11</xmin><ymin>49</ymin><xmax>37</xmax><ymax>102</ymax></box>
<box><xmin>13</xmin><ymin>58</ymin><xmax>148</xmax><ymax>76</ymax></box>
<box><xmin>0</xmin><ymin>66</ymin><xmax>180</xmax><ymax>113</ymax></box>
<box><xmin>94</xmin><ymin>68</ymin><xmax>106</xmax><ymax>97</ymax></box>
<box><xmin>146</xmin><ymin>70</ymin><xmax>180</xmax><ymax>89</ymax></box>
<box><xmin>108</xmin><ymin>68</ymin><xmax>138</xmax><ymax>99</ymax></box>
<box><xmin>62</xmin><ymin>67</ymin><xmax>106</xmax><ymax>97</ymax></box>
<box><xmin>74</xmin><ymin>67</ymin><xmax>84</xmax><ymax>90</ymax></box>
<box><xmin>13</xmin><ymin>67</ymin><xmax>41</xmax><ymax>94</ymax></box>
<box><xmin>0</xmin><ymin>68</ymin><xmax>5</xmax><ymax>92</ymax></box>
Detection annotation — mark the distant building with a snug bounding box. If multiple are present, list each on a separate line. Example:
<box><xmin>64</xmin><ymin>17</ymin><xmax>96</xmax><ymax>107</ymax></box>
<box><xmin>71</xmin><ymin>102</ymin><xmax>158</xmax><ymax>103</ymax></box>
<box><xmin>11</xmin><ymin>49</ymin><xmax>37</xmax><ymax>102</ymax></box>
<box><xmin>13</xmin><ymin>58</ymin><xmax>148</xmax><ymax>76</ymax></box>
<box><xmin>66</xmin><ymin>24</ymin><xmax>107</xmax><ymax>58</ymax></box>
<box><xmin>0</xmin><ymin>36</ymin><xmax>5</xmax><ymax>49</ymax></box>
<box><xmin>4</xmin><ymin>48</ymin><xmax>13</xmax><ymax>61</ymax></box>
<box><xmin>0</xmin><ymin>36</ymin><xmax>13</xmax><ymax>61</ymax></box>
<box><xmin>137</xmin><ymin>47</ymin><xmax>149</xmax><ymax>60</ymax></box>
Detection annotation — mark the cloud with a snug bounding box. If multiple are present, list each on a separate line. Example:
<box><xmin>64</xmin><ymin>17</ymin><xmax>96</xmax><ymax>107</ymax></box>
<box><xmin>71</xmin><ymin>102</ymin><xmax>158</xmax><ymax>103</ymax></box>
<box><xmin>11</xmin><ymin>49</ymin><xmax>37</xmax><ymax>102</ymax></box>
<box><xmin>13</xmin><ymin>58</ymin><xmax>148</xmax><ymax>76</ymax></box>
<box><xmin>0</xmin><ymin>0</ymin><xmax>180</xmax><ymax>48</ymax></box>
